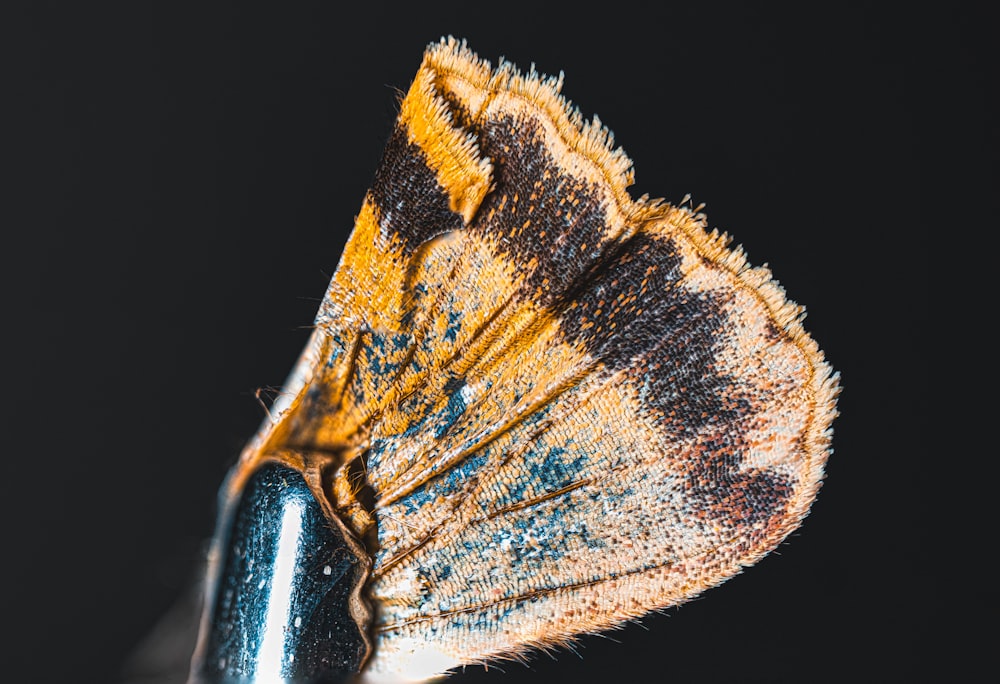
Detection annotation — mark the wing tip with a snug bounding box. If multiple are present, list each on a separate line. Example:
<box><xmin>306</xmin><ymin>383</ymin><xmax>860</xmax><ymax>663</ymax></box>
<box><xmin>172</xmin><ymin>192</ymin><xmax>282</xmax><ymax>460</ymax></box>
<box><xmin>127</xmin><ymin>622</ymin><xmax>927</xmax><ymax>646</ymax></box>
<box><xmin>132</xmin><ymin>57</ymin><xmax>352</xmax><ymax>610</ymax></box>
<box><xmin>422</xmin><ymin>36</ymin><xmax>637</xmax><ymax>214</ymax></box>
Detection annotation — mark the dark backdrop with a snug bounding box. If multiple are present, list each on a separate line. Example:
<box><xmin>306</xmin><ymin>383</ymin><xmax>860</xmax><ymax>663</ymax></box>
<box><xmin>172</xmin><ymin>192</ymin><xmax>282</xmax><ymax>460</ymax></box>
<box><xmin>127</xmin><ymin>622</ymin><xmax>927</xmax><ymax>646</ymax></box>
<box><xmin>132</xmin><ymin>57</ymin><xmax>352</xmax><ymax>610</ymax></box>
<box><xmin>7</xmin><ymin>2</ymin><xmax>988</xmax><ymax>683</ymax></box>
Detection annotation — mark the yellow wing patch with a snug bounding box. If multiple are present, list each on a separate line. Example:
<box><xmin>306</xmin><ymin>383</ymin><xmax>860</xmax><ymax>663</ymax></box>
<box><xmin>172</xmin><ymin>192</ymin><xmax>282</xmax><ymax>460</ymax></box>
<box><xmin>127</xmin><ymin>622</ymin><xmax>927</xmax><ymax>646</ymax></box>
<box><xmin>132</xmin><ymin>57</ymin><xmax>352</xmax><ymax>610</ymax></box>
<box><xmin>232</xmin><ymin>36</ymin><xmax>839</xmax><ymax>682</ymax></box>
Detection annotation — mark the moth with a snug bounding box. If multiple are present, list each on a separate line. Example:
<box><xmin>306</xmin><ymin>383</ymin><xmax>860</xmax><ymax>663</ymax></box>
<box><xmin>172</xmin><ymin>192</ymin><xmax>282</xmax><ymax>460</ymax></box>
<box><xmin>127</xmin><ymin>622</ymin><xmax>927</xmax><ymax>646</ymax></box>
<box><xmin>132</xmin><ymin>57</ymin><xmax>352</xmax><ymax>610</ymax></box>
<box><xmin>186</xmin><ymin>36</ymin><xmax>839</xmax><ymax>684</ymax></box>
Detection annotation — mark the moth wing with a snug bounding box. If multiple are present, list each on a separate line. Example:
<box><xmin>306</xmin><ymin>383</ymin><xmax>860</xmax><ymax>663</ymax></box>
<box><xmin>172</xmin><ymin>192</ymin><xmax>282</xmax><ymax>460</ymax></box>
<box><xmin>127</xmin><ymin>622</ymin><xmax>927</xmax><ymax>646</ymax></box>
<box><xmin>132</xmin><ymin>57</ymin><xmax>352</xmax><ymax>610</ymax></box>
<box><xmin>272</xmin><ymin>38</ymin><xmax>837</xmax><ymax>682</ymax></box>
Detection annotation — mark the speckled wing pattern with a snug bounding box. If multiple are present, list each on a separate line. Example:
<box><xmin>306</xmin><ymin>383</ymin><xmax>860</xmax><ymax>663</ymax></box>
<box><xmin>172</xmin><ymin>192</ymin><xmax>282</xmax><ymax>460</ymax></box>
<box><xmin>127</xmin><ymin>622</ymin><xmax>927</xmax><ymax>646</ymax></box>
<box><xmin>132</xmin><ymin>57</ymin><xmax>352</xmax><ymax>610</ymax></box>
<box><xmin>241</xmin><ymin>37</ymin><xmax>839</xmax><ymax>682</ymax></box>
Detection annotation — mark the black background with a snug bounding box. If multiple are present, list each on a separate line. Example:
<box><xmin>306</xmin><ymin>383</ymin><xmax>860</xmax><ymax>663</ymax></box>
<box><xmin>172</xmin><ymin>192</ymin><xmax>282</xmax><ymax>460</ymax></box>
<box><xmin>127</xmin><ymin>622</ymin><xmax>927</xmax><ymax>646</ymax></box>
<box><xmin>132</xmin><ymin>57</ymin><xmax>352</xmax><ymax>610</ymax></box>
<box><xmin>7</xmin><ymin>2</ymin><xmax>990</xmax><ymax>683</ymax></box>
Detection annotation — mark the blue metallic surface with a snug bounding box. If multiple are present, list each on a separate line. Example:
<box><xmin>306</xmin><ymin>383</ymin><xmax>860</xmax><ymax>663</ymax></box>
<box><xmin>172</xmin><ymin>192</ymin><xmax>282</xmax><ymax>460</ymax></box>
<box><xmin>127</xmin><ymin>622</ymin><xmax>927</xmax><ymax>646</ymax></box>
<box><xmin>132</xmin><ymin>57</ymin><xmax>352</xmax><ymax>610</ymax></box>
<box><xmin>190</xmin><ymin>463</ymin><xmax>367</xmax><ymax>683</ymax></box>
